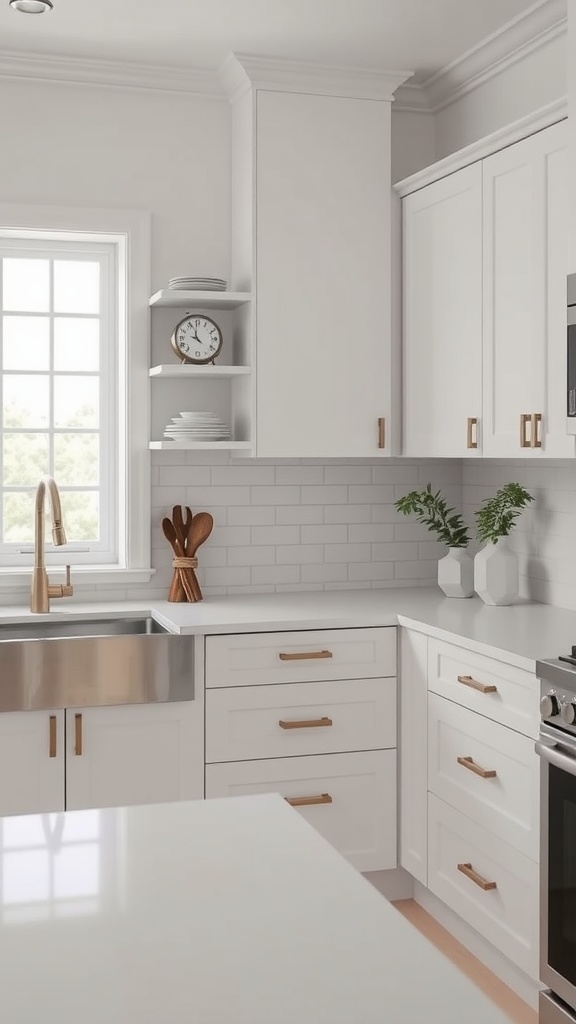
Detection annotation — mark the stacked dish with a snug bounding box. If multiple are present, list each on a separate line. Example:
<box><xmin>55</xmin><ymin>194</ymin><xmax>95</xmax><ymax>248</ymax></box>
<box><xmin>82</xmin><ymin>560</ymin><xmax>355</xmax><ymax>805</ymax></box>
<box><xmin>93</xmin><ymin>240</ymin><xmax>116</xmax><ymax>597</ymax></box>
<box><xmin>164</xmin><ymin>411</ymin><xmax>231</xmax><ymax>443</ymax></box>
<box><xmin>168</xmin><ymin>277</ymin><xmax>227</xmax><ymax>292</ymax></box>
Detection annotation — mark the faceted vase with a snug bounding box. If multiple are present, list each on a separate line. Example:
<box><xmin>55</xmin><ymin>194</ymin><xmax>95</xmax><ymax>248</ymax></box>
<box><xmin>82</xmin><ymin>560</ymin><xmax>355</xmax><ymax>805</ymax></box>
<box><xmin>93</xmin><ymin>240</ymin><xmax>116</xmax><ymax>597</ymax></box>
<box><xmin>437</xmin><ymin>548</ymin><xmax>474</xmax><ymax>599</ymax></box>
<box><xmin>473</xmin><ymin>538</ymin><xmax>519</xmax><ymax>606</ymax></box>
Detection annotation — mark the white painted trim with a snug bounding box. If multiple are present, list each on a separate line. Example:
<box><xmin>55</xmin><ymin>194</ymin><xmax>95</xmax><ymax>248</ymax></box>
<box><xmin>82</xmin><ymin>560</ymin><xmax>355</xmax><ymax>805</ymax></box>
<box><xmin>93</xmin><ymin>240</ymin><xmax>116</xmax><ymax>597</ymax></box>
<box><xmin>393</xmin><ymin>99</ymin><xmax>567</xmax><ymax>195</ymax></box>
<box><xmin>0</xmin><ymin>567</ymin><xmax>155</xmax><ymax>589</ymax></box>
<box><xmin>219</xmin><ymin>53</ymin><xmax>412</xmax><ymax>103</ymax></box>
<box><xmin>393</xmin><ymin>84</ymin><xmax>432</xmax><ymax>114</ymax></box>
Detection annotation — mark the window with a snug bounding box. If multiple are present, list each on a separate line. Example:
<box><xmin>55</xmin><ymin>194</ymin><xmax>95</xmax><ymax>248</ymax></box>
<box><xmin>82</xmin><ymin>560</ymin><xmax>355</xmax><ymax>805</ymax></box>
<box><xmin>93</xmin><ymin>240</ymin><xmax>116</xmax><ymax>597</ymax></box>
<box><xmin>0</xmin><ymin>205</ymin><xmax>151</xmax><ymax>586</ymax></box>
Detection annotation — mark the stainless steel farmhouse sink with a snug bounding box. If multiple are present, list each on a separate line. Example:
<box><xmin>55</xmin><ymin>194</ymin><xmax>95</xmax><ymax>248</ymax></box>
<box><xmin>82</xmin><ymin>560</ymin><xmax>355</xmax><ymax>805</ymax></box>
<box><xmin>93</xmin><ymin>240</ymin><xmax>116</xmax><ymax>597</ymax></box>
<box><xmin>0</xmin><ymin>617</ymin><xmax>194</xmax><ymax>713</ymax></box>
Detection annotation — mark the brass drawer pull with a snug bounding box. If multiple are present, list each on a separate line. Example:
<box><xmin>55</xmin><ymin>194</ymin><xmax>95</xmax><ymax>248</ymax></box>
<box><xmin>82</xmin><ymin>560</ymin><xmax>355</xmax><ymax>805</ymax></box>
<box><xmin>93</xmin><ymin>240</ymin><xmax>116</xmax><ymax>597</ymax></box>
<box><xmin>285</xmin><ymin>793</ymin><xmax>333</xmax><ymax>807</ymax></box>
<box><xmin>279</xmin><ymin>716</ymin><xmax>333</xmax><ymax>730</ymax></box>
<box><xmin>458</xmin><ymin>862</ymin><xmax>497</xmax><ymax>891</ymax></box>
<box><xmin>467</xmin><ymin>417</ymin><xmax>478</xmax><ymax>449</ymax></box>
<box><xmin>457</xmin><ymin>674</ymin><xmax>497</xmax><ymax>694</ymax></box>
<box><xmin>457</xmin><ymin>755</ymin><xmax>497</xmax><ymax>779</ymax></box>
<box><xmin>279</xmin><ymin>650</ymin><xmax>333</xmax><ymax>661</ymax></box>
<box><xmin>378</xmin><ymin>417</ymin><xmax>386</xmax><ymax>449</ymax></box>
<box><xmin>49</xmin><ymin>715</ymin><xmax>57</xmax><ymax>758</ymax></box>
<box><xmin>75</xmin><ymin>713</ymin><xmax>83</xmax><ymax>756</ymax></box>
<box><xmin>520</xmin><ymin>413</ymin><xmax>531</xmax><ymax>448</ymax></box>
<box><xmin>531</xmin><ymin>412</ymin><xmax>542</xmax><ymax>448</ymax></box>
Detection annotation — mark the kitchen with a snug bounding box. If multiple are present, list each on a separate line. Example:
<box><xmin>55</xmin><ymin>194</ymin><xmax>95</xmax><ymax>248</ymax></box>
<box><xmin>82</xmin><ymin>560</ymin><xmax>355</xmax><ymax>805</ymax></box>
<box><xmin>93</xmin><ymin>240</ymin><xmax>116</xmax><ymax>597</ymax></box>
<box><xmin>0</xmin><ymin>0</ymin><xmax>574</xmax><ymax>1022</ymax></box>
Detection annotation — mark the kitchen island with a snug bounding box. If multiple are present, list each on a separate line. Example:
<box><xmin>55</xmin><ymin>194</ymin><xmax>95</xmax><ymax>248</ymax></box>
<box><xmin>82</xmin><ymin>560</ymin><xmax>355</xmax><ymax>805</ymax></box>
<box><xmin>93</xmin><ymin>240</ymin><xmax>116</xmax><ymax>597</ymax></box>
<box><xmin>0</xmin><ymin>793</ymin><xmax>510</xmax><ymax>1024</ymax></box>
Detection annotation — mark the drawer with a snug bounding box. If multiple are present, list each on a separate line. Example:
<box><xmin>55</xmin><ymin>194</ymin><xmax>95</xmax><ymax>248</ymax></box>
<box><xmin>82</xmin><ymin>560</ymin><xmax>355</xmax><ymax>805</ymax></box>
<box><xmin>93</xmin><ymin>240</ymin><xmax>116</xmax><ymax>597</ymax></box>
<box><xmin>205</xmin><ymin>627</ymin><xmax>396</xmax><ymax>688</ymax></box>
<box><xmin>428</xmin><ymin>794</ymin><xmax>539</xmax><ymax>978</ymax></box>
<box><xmin>205</xmin><ymin>677</ymin><xmax>396</xmax><ymax>763</ymax></box>
<box><xmin>205</xmin><ymin>749</ymin><xmax>397</xmax><ymax>873</ymax></box>
<box><xmin>428</xmin><ymin>693</ymin><xmax>539</xmax><ymax>861</ymax></box>
<box><xmin>428</xmin><ymin>638</ymin><xmax>538</xmax><ymax>738</ymax></box>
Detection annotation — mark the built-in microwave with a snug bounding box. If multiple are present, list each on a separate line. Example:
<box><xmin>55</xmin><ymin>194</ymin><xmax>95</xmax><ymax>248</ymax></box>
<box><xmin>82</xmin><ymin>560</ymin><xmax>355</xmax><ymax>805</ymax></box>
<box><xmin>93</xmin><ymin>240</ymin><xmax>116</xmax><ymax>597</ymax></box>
<box><xmin>568</xmin><ymin>274</ymin><xmax>576</xmax><ymax>433</ymax></box>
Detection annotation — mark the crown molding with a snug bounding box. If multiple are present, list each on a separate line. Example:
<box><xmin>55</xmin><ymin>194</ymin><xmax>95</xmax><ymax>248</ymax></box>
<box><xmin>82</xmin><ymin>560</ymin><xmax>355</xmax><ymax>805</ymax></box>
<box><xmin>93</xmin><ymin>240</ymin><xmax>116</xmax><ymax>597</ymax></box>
<box><xmin>422</xmin><ymin>0</ymin><xmax>567</xmax><ymax>112</ymax></box>
<box><xmin>392</xmin><ymin>83</ymin><xmax>431</xmax><ymax>114</ymax></box>
<box><xmin>219</xmin><ymin>53</ymin><xmax>413</xmax><ymax>104</ymax></box>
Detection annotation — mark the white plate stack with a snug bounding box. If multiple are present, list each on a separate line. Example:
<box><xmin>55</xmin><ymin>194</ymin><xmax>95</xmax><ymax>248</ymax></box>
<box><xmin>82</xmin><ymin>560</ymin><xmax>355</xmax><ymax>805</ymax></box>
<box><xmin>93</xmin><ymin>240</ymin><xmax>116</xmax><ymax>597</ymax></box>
<box><xmin>164</xmin><ymin>411</ymin><xmax>231</xmax><ymax>443</ymax></box>
<box><xmin>168</xmin><ymin>277</ymin><xmax>227</xmax><ymax>292</ymax></box>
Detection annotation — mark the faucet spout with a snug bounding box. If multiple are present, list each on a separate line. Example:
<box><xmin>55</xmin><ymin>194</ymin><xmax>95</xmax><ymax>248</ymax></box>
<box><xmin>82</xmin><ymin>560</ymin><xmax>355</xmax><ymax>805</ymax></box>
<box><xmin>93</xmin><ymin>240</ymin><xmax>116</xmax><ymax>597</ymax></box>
<box><xmin>31</xmin><ymin>476</ymin><xmax>73</xmax><ymax>613</ymax></box>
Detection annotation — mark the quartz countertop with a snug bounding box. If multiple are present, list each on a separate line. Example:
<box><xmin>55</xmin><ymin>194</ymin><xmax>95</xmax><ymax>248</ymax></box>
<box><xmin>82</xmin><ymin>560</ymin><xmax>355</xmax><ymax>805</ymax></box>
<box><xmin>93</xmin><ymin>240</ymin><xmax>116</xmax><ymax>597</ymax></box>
<box><xmin>0</xmin><ymin>793</ymin><xmax>510</xmax><ymax>1024</ymax></box>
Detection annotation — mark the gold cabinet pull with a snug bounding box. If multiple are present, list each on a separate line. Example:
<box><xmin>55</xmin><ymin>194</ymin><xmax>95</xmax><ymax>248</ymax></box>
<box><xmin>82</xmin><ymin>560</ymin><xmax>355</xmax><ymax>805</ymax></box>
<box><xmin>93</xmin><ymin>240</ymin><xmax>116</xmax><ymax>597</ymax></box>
<box><xmin>458</xmin><ymin>862</ymin><xmax>497</xmax><ymax>891</ymax></box>
<box><xmin>279</xmin><ymin>716</ymin><xmax>333</xmax><ymax>730</ymax></box>
<box><xmin>520</xmin><ymin>413</ymin><xmax>531</xmax><ymax>448</ymax></box>
<box><xmin>285</xmin><ymin>793</ymin><xmax>333</xmax><ymax>807</ymax></box>
<box><xmin>279</xmin><ymin>650</ymin><xmax>333</xmax><ymax>661</ymax></box>
<box><xmin>49</xmin><ymin>715</ymin><xmax>57</xmax><ymax>758</ymax></box>
<box><xmin>531</xmin><ymin>412</ymin><xmax>542</xmax><ymax>448</ymax></box>
<box><xmin>378</xmin><ymin>417</ymin><xmax>386</xmax><ymax>449</ymax></box>
<box><xmin>466</xmin><ymin>417</ymin><xmax>478</xmax><ymax>449</ymax></box>
<box><xmin>75</xmin><ymin>713</ymin><xmax>83</xmax><ymax>756</ymax></box>
<box><xmin>457</xmin><ymin>755</ymin><xmax>497</xmax><ymax>779</ymax></box>
<box><xmin>457</xmin><ymin>674</ymin><xmax>497</xmax><ymax>694</ymax></box>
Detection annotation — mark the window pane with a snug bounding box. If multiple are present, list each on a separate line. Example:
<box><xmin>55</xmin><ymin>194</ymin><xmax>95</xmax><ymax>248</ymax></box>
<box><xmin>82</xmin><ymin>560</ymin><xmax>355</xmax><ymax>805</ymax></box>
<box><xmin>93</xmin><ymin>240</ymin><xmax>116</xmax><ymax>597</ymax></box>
<box><xmin>3</xmin><ymin>492</ymin><xmax>34</xmax><ymax>543</ymax></box>
<box><xmin>4</xmin><ymin>433</ymin><xmax>49</xmax><ymax>486</ymax></box>
<box><xmin>61</xmin><ymin>491</ymin><xmax>99</xmax><ymax>542</ymax></box>
<box><xmin>3</xmin><ymin>316</ymin><xmax>50</xmax><ymax>371</ymax></box>
<box><xmin>54</xmin><ymin>318</ymin><xmax>99</xmax><ymax>371</ymax></box>
<box><xmin>3</xmin><ymin>375</ymin><xmax>49</xmax><ymax>428</ymax></box>
<box><xmin>54</xmin><ymin>376</ymin><xmax>99</xmax><ymax>428</ymax></box>
<box><xmin>54</xmin><ymin>844</ymin><xmax>99</xmax><ymax>899</ymax></box>
<box><xmin>4</xmin><ymin>850</ymin><xmax>50</xmax><ymax>904</ymax></box>
<box><xmin>3</xmin><ymin>815</ymin><xmax>48</xmax><ymax>848</ymax></box>
<box><xmin>54</xmin><ymin>433</ymin><xmax>98</xmax><ymax>486</ymax></box>
<box><xmin>3</xmin><ymin>258</ymin><xmax>49</xmax><ymax>313</ymax></box>
<box><xmin>62</xmin><ymin>810</ymin><xmax>100</xmax><ymax>842</ymax></box>
<box><xmin>54</xmin><ymin>261</ymin><xmax>99</xmax><ymax>314</ymax></box>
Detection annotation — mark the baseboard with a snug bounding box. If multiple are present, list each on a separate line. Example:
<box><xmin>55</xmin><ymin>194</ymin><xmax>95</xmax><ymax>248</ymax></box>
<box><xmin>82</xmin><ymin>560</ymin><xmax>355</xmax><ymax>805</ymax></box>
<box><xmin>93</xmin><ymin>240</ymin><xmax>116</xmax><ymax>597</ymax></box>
<box><xmin>363</xmin><ymin>866</ymin><xmax>414</xmax><ymax>901</ymax></box>
<box><xmin>413</xmin><ymin>882</ymin><xmax>542</xmax><ymax>1011</ymax></box>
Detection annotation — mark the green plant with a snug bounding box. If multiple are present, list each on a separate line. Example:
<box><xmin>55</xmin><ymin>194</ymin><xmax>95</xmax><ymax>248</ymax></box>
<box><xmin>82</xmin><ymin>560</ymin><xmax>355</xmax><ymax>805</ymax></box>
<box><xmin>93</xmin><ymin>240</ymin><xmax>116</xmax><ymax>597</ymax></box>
<box><xmin>395</xmin><ymin>483</ymin><xmax>470</xmax><ymax>548</ymax></box>
<box><xmin>475</xmin><ymin>482</ymin><xmax>534</xmax><ymax>544</ymax></box>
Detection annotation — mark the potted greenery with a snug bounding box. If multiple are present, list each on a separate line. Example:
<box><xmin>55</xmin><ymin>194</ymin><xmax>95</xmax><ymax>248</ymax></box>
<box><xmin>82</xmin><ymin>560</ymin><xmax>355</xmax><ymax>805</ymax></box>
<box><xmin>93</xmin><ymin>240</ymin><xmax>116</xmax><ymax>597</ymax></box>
<box><xmin>395</xmin><ymin>484</ymin><xmax>473</xmax><ymax>598</ymax></box>
<box><xmin>473</xmin><ymin>483</ymin><xmax>534</xmax><ymax>605</ymax></box>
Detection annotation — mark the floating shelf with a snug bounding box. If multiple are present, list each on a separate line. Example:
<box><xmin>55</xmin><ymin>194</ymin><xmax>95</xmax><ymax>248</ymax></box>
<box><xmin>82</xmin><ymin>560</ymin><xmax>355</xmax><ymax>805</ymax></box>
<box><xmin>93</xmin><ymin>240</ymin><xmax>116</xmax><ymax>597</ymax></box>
<box><xmin>150</xmin><ymin>441</ymin><xmax>252</xmax><ymax>451</ymax></box>
<box><xmin>149</xmin><ymin>290</ymin><xmax>251</xmax><ymax>310</ymax></box>
<box><xmin>149</xmin><ymin>364</ymin><xmax>251</xmax><ymax>379</ymax></box>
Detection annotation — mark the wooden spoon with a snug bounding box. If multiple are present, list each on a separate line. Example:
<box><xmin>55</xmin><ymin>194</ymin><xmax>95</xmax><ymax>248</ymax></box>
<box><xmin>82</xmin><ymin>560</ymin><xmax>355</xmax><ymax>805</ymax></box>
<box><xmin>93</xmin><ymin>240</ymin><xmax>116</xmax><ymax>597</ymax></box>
<box><xmin>186</xmin><ymin>512</ymin><xmax>214</xmax><ymax>601</ymax></box>
<box><xmin>162</xmin><ymin>517</ymin><xmax>194</xmax><ymax>602</ymax></box>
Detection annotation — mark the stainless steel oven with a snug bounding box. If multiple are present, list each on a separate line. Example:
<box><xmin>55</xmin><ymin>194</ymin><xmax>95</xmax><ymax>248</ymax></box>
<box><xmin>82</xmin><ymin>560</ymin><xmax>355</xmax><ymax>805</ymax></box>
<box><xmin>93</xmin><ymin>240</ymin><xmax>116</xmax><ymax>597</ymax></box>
<box><xmin>537</xmin><ymin>655</ymin><xmax>576</xmax><ymax>1022</ymax></box>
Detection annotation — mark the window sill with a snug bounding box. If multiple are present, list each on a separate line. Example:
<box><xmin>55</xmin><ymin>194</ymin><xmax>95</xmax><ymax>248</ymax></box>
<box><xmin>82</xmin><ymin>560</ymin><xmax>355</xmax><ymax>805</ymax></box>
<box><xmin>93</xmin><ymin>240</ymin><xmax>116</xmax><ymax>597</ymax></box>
<box><xmin>0</xmin><ymin>567</ymin><xmax>156</xmax><ymax>589</ymax></box>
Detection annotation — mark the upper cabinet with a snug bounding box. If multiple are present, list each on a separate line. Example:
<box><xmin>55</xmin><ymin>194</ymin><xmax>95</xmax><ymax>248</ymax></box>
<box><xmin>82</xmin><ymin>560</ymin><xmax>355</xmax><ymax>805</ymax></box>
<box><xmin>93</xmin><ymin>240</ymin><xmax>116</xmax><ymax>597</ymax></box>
<box><xmin>223</xmin><ymin>56</ymin><xmax>410</xmax><ymax>458</ymax></box>
<box><xmin>398</xmin><ymin>118</ymin><xmax>573</xmax><ymax>459</ymax></box>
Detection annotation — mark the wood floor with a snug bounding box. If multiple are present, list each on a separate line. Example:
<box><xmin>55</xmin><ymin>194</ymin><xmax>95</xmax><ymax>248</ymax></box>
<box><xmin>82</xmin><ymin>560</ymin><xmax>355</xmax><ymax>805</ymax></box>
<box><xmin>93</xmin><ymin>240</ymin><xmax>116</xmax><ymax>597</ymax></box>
<box><xmin>392</xmin><ymin>900</ymin><xmax>538</xmax><ymax>1024</ymax></box>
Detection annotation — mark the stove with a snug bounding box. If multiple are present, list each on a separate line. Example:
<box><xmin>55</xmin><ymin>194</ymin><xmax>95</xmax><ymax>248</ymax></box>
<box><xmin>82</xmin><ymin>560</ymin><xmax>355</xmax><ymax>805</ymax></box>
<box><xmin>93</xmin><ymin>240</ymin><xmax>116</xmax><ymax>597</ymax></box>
<box><xmin>537</xmin><ymin>653</ymin><xmax>576</xmax><ymax>736</ymax></box>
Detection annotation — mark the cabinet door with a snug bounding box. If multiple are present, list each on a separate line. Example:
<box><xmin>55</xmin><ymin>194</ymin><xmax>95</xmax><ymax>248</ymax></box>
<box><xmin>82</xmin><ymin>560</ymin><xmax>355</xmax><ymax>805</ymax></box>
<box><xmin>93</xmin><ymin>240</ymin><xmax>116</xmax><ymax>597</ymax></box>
<box><xmin>256</xmin><ymin>90</ymin><xmax>392</xmax><ymax>457</ymax></box>
<box><xmin>0</xmin><ymin>710</ymin><xmax>64</xmax><ymax>815</ymax></box>
<box><xmin>65</xmin><ymin>702</ymin><xmax>203</xmax><ymax>811</ymax></box>
<box><xmin>402</xmin><ymin>164</ymin><xmax>482</xmax><ymax>456</ymax></box>
<box><xmin>399</xmin><ymin>630</ymin><xmax>428</xmax><ymax>884</ymax></box>
<box><xmin>482</xmin><ymin>120</ymin><xmax>572</xmax><ymax>457</ymax></box>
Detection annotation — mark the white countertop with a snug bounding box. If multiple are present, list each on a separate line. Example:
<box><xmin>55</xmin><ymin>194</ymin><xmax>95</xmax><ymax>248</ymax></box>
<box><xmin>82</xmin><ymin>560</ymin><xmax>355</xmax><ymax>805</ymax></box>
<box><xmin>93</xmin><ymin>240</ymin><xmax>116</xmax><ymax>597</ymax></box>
<box><xmin>0</xmin><ymin>793</ymin><xmax>510</xmax><ymax>1024</ymax></box>
<box><xmin>0</xmin><ymin>587</ymin><xmax>574</xmax><ymax>670</ymax></box>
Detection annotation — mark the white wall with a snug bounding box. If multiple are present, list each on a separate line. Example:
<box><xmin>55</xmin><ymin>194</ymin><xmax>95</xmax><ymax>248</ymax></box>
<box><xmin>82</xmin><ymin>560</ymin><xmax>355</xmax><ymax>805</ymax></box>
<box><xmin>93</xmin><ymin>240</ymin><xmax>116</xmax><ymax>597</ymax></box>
<box><xmin>391</xmin><ymin>110</ymin><xmax>436</xmax><ymax>182</ymax></box>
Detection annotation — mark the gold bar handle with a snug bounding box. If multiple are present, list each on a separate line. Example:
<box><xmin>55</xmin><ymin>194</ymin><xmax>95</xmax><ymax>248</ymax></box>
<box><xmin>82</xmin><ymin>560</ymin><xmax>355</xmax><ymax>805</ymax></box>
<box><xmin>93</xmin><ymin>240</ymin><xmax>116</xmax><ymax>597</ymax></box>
<box><xmin>279</xmin><ymin>650</ymin><xmax>333</xmax><ymax>661</ymax></box>
<box><xmin>285</xmin><ymin>793</ymin><xmax>333</xmax><ymax>807</ymax></box>
<box><xmin>520</xmin><ymin>413</ymin><xmax>531</xmax><ymax>448</ymax></box>
<box><xmin>458</xmin><ymin>862</ymin><xmax>497</xmax><ymax>891</ymax></box>
<box><xmin>378</xmin><ymin>417</ymin><xmax>386</xmax><ymax>449</ymax></box>
<box><xmin>75</xmin><ymin>713</ymin><xmax>83</xmax><ymax>756</ymax></box>
<box><xmin>279</xmin><ymin>716</ymin><xmax>333</xmax><ymax>730</ymax></box>
<box><xmin>457</xmin><ymin>674</ymin><xmax>497</xmax><ymax>694</ymax></box>
<box><xmin>457</xmin><ymin>755</ymin><xmax>497</xmax><ymax>779</ymax></box>
<box><xmin>531</xmin><ymin>412</ymin><xmax>542</xmax><ymax>448</ymax></box>
<box><xmin>466</xmin><ymin>417</ymin><xmax>478</xmax><ymax>449</ymax></box>
<box><xmin>49</xmin><ymin>715</ymin><xmax>57</xmax><ymax>758</ymax></box>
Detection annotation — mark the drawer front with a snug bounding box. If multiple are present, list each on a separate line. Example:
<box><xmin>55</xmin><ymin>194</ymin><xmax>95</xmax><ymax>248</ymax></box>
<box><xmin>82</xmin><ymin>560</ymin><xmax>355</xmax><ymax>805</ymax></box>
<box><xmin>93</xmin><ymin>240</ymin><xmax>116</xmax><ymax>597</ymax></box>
<box><xmin>205</xmin><ymin>749</ymin><xmax>397</xmax><ymax>873</ymax></box>
<box><xmin>205</xmin><ymin>627</ymin><xmax>396</xmax><ymax>688</ymax></box>
<box><xmin>428</xmin><ymin>693</ymin><xmax>539</xmax><ymax>861</ymax></box>
<box><xmin>428</xmin><ymin>794</ymin><xmax>539</xmax><ymax>978</ymax></box>
<box><xmin>206</xmin><ymin>677</ymin><xmax>396</xmax><ymax>763</ymax></box>
<box><xmin>428</xmin><ymin>638</ymin><xmax>538</xmax><ymax>737</ymax></box>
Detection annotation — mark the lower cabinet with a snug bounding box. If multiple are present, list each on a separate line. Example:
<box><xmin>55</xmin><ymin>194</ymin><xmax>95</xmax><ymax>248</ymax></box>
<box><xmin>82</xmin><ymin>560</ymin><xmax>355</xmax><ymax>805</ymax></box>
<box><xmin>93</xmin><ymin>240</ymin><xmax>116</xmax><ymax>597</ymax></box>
<box><xmin>0</xmin><ymin>709</ymin><xmax>65</xmax><ymax>815</ymax></box>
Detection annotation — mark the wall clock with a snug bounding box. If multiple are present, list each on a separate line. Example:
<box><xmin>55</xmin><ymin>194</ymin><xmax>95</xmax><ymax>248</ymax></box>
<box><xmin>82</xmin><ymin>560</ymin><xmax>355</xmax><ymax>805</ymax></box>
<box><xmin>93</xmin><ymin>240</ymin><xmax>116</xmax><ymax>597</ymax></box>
<box><xmin>170</xmin><ymin>314</ymin><xmax>223</xmax><ymax>365</ymax></box>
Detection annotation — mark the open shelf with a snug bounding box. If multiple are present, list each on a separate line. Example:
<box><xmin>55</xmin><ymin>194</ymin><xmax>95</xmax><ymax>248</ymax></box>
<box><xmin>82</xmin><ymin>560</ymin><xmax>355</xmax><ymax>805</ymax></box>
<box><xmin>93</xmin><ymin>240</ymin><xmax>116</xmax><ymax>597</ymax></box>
<box><xmin>149</xmin><ymin>441</ymin><xmax>252</xmax><ymax>451</ymax></box>
<box><xmin>149</xmin><ymin>290</ymin><xmax>251</xmax><ymax>310</ymax></box>
<box><xmin>149</xmin><ymin>364</ymin><xmax>250</xmax><ymax>379</ymax></box>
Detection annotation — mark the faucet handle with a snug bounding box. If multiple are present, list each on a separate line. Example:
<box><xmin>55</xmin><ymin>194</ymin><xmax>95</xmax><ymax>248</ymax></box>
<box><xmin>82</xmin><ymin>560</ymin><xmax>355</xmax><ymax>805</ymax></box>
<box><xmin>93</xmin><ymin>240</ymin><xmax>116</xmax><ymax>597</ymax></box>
<box><xmin>62</xmin><ymin>564</ymin><xmax>74</xmax><ymax>598</ymax></box>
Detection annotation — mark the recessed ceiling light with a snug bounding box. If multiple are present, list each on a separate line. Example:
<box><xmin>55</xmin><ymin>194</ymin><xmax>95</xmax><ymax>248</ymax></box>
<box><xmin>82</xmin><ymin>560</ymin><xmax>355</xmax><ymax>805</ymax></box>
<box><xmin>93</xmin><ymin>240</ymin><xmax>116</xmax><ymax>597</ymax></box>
<box><xmin>9</xmin><ymin>0</ymin><xmax>53</xmax><ymax>11</ymax></box>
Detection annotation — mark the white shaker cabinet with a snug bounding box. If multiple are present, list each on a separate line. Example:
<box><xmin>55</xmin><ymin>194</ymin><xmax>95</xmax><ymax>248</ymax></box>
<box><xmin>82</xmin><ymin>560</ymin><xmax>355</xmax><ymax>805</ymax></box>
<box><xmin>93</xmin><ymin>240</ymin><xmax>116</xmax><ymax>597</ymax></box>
<box><xmin>402</xmin><ymin>164</ymin><xmax>482</xmax><ymax>457</ymax></box>
<box><xmin>225</xmin><ymin>56</ymin><xmax>409</xmax><ymax>458</ymax></box>
<box><xmin>0</xmin><ymin>710</ymin><xmax>64</xmax><ymax>815</ymax></box>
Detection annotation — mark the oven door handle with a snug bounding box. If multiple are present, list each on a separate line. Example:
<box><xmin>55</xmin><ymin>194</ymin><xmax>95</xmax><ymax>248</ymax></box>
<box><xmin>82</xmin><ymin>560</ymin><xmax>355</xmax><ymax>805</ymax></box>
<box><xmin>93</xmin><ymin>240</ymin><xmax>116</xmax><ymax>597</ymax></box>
<box><xmin>536</xmin><ymin>739</ymin><xmax>576</xmax><ymax>777</ymax></box>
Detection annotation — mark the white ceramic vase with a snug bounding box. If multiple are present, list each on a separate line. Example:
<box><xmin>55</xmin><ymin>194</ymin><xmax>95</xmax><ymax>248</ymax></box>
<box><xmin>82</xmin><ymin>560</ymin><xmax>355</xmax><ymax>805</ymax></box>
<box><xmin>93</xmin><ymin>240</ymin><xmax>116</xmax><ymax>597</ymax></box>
<box><xmin>473</xmin><ymin>538</ymin><xmax>519</xmax><ymax>606</ymax></box>
<box><xmin>437</xmin><ymin>548</ymin><xmax>474</xmax><ymax>599</ymax></box>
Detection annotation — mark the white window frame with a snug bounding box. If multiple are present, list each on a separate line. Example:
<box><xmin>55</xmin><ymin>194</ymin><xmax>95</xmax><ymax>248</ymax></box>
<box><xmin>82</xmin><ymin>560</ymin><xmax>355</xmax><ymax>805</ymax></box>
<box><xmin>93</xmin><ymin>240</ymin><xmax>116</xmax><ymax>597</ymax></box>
<box><xmin>0</xmin><ymin>203</ymin><xmax>152</xmax><ymax>588</ymax></box>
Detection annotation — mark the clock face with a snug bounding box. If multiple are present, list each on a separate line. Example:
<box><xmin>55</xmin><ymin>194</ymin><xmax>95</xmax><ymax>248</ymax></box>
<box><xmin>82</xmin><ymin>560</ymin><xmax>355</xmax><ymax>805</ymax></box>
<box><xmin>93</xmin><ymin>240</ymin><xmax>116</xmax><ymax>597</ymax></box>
<box><xmin>171</xmin><ymin>314</ymin><xmax>223</xmax><ymax>364</ymax></box>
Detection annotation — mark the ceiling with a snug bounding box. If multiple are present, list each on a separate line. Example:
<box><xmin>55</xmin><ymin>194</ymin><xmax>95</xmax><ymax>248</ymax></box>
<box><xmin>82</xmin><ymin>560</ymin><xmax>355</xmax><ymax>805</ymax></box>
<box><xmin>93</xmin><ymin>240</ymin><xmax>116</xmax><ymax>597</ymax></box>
<box><xmin>0</xmin><ymin>0</ymin><xmax>550</xmax><ymax>83</ymax></box>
